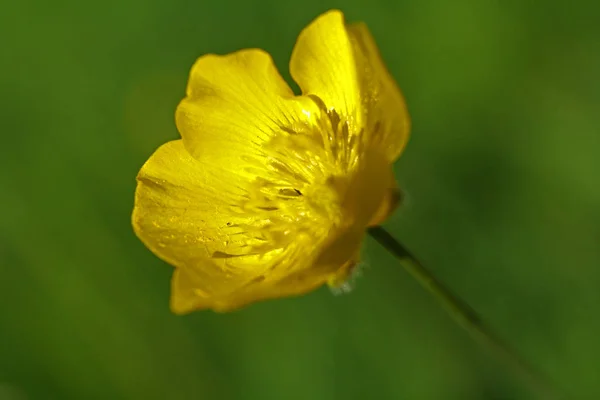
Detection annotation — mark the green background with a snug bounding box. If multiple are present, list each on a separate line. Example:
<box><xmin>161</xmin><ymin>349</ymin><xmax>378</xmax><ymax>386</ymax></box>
<box><xmin>2</xmin><ymin>0</ymin><xmax>599</xmax><ymax>399</ymax></box>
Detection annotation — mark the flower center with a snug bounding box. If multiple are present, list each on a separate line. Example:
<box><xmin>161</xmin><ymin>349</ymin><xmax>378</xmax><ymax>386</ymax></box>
<box><xmin>235</xmin><ymin>97</ymin><xmax>391</xmax><ymax>260</ymax></box>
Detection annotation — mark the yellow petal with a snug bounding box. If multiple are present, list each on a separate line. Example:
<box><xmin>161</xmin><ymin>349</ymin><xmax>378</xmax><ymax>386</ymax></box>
<box><xmin>172</xmin><ymin>264</ymin><xmax>327</xmax><ymax>314</ymax></box>
<box><xmin>132</xmin><ymin>140</ymin><xmax>363</xmax><ymax>313</ymax></box>
<box><xmin>132</xmin><ymin>140</ymin><xmax>252</xmax><ymax>281</ymax></box>
<box><xmin>176</xmin><ymin>48</ymin><xmax>318</xmax><ymax>167</ymax></box>
<box><xmin>290</xmin><ymin>10</ymin><xmax>410</xmax><ymax>161</ymax></box>
<box><xmin>168</xmin><ymin>224</ymin><xmax>364</xmax><ymax>314</ymax></box>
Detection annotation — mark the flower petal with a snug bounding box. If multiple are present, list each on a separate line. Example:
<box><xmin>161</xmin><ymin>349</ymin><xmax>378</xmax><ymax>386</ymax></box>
<box><xmin>132</xmin><ymin>140</ymin><xmax>362</xmax><ymax>313</ymax></box>
<box><xmin>176</xmin><ymin>48</ymin><xmax>318</xmax><ymax>167</ymax></box>
<box><xmin>290</xmin><ymin>10</ymin><xmax>410</xmax><ymax>160</ymax></box>
<box><xmin>168</xmin><ymin>224</ymin><xmax>364</xmax><ymax>314</ymax></box>
<box><xmin>172</xmin><ymin>264</ymin><xmax>326</xmax><ymax>314</ymax></box>
<box><xmin>132</xmin><ymin>141</ymin><xmax>260</xmax><ymax>305</ymax></box>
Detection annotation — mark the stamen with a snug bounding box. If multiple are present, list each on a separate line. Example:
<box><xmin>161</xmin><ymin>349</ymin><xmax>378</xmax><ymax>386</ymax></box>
<box><xmin>224</xmin><ymin>97</ymin><xmax>381</xmax><ymax>268</ymax></box>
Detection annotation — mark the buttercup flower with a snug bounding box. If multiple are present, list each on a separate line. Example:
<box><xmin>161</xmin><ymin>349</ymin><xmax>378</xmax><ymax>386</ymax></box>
<box><xmin>132</xmin><ymin>9</ymin><xmax>410</xmax><ymax>313</ymax></box>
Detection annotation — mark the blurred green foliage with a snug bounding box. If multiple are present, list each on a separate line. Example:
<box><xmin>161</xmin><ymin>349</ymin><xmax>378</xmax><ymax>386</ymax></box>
<box><xmin>1</xmin><ymin>0</ymin><xmax>599</xmax><ymax>399</ymax></box>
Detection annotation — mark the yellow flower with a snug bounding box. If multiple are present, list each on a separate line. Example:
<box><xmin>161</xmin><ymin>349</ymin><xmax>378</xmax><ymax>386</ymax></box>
<box><xmin>132</xmin><ymin>10</ymin><xmax>410</xmax><ymax>314</ymax></box>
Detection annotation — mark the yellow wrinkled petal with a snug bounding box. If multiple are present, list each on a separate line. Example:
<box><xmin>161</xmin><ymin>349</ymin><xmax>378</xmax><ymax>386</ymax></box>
<box><xmin>290</xmin><ymin>11</ymin><xmax>360</xmax><ymax>125</ymax></box>
<box><xmin>290</xmin><ymin>10</ymin><xmax>410</xmax><ymax>161</ymax></box>
<box><xmin>347</xmin><ymin>22</ymin><xmax>411</xmax><ymax>160</ymax></box>
<box><xmin>132</xmin><ymin>140</ymin><xmax>256</xmax><ymax>283</ymax></box>
<box><xmin>168</xmin><ymin>223</ymin><xmax>367</xmax><ymax>313</ymax></box>
<box><xmin>176</xmin><ymin>49</ymin><xmax>319</xmax><ymax>166</ymax></box>
<box><xmin>133</xmin><ymin>140</ymin><xmax>369</xmax><ymax>313</ymax></box>
<box><xmin>172</xmin><ymin>264</ymin><xmax>328</xmax><ymax>314</ymax></box>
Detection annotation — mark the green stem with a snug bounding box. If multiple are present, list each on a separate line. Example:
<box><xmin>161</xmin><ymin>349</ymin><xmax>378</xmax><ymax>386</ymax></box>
<box><xmin>368</xmin><ymin>226</ymin><xmax>560</xmax><ymax>400</ymax></box>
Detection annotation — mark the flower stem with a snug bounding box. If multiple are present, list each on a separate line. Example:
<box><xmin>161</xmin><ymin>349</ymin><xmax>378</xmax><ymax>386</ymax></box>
<box><xmin>367</xmin><ymin>226</ymin><xmax>561</xmax><ymax>400</ymax></box>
